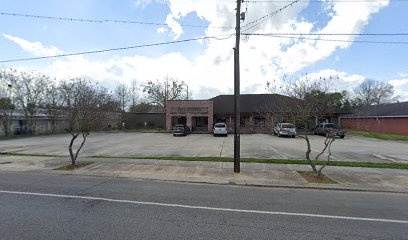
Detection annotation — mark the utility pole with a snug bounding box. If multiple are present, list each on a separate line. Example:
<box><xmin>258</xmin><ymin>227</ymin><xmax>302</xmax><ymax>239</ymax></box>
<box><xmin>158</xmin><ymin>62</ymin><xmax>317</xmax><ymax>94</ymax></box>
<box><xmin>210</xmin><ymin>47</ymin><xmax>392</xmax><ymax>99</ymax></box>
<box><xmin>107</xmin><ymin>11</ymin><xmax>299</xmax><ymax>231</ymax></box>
<box><xmin>234</xmin><ymin>0</ymin><xmax>243</xmax><ymax>173</ymax></box>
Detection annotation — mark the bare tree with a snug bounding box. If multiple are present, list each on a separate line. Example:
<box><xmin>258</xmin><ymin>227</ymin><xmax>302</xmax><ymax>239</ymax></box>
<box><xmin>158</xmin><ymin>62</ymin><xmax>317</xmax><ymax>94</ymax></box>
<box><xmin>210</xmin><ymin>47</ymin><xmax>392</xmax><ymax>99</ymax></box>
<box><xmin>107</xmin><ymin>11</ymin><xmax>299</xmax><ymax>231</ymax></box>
<box><xmin>273</xmin><ymin>78</ymin><xmax>338</xmax><ymax>176</ymax></box>
<box><xmin>115</xmin><ymin>83</ymin><xmax>131</xmax><ymax>112</ymax></box>
<box><xmin>60</xmin><ymin>78</ymin><xmax>109</xmax><ymax>165</ymax></box>
<box><xmin>0</xmin><ymin>78</ymin><xmax>14</xmax><ymax>136</ymax></box>
<box><xmin>43</xmin><ymin>81</ymin><xmax>64</xmax><ymax>133</ymax></box>
<box><xmin>1</xmin><ymin>69</ymin><xmax>50</xmax><ymax>134</ymax></box>
<box><xmin>142</xmin><ymin>77</ymin><xmax>187</xmax><ymax>107</ymax></box>
<box><xmin>115</xmin><ymin>83</ymin><xmax>131</xmax><ymax>127</ymax></box>
<box><xmin>130</xmin><ymin>79</ymin><xmax>139</xmax><ymax>108</ymax></box>
<box><xmin>0</xmin><ymin>98</ymin><xmax>15</xmax><ymax>136</ymax></box>
<box><xmin>354</xmin><ymin>79</ymin><xmax>396</xmax><ymax>106</ymax></box>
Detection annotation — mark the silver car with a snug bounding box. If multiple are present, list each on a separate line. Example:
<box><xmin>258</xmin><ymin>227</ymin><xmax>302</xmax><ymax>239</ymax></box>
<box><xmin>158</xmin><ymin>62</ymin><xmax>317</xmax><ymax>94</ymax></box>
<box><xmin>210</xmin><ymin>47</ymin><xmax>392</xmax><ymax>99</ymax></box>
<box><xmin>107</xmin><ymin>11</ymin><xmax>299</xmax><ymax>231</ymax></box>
<box><xmin>213</xmin><ymin>123</ymin><xmax>228</xmax><ymax>137</ymax></box>
<box><xmin>273</xmin><ymin>123</ymin><xmax>296</xmax><ymax>138</ymax></box>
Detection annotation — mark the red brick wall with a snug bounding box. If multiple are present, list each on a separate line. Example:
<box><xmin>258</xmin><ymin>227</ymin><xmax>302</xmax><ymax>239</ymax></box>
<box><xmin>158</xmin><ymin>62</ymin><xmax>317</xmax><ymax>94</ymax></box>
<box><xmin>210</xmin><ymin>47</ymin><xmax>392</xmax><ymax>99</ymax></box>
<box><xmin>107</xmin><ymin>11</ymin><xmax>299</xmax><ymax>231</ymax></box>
<box><xmin>166</xmin><ymin>100</ymin><xmax>213</xmax><ymax>133</ymax></box>
<box><xmin>341</xmin><ymin>117</ymin><xmax>408</xmax><ymax>135</ymax></box>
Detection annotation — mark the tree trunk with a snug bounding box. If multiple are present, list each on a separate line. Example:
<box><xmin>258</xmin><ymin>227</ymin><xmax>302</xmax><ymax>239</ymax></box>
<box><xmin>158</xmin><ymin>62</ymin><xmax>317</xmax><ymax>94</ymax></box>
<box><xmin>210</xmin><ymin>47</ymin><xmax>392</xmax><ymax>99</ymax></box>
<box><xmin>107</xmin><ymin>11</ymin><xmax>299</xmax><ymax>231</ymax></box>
<box><xmin>74</xmin><ymin>132</ymin><xmax>89</xmax><ymax>162</ymax></box>
<box><xmin>299</xmin><ymin>134</ymin><xmax>318</xmax><ymax>174</ymax></box>
<box><xmin>68</xmin><ymin>133</ymin><xmax>79</xmax><ymax>165</ymax></box>
<box><xmin>317</xmin><ymin>137</ymin><xmax>335</xmax><ymax>175</ymax></box>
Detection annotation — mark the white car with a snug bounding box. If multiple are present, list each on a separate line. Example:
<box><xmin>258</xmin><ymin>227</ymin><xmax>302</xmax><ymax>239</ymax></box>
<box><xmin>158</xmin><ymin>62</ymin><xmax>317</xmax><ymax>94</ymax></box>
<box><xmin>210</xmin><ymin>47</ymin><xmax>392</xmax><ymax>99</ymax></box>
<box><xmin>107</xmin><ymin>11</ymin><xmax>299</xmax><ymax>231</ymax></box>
<box><xmin>213</xmin><ymin>123</ymin><xmax>228</xmax><ymax>137</ymax></box>
<box><xmin>273</xmin><ymin>123</ymin><xmax>296</xmax><ymax>138</ymax></box>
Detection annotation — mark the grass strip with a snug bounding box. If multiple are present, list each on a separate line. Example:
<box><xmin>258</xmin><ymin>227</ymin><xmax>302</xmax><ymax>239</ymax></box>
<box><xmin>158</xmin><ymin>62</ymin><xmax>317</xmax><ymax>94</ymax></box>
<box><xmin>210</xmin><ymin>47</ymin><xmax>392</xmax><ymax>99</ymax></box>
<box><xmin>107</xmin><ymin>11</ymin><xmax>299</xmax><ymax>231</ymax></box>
<box><xmin>0</xmin><ymin>133</ymin><xmax>66</xmax><ymax>140</ymax></box>
<box><xmin>350</xmin><ymin>130</ymin><xmax>408</xmax><ymax>141</ymax></box>
<box><xmin>89</xmin><ymin>155</ymin><xmax>408</xmax><ymax>170</ymax></box>
<box><xmin>0</xmin><ymin>152</ymin><xmax>66</xmax><ymax>158</ymax></box>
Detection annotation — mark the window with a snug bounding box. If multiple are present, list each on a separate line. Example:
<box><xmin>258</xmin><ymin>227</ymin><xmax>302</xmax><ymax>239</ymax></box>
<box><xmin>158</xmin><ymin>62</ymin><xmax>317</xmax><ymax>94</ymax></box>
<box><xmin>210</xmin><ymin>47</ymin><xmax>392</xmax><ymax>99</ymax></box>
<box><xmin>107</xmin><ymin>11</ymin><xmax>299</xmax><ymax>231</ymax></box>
<box><xmin>254</xmin><ymin>117</ymin><xmax>265</xmax><ymax>127</ymax></box>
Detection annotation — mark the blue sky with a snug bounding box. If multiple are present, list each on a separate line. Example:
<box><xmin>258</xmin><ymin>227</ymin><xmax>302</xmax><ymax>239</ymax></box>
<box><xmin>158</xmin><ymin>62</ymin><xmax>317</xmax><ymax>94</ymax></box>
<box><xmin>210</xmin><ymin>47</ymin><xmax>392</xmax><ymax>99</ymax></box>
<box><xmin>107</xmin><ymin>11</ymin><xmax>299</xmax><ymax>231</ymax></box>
<box><xmin>1</xmin><ymin>0</ymin><xmax>408</xmax><ymax>100</ymax></box>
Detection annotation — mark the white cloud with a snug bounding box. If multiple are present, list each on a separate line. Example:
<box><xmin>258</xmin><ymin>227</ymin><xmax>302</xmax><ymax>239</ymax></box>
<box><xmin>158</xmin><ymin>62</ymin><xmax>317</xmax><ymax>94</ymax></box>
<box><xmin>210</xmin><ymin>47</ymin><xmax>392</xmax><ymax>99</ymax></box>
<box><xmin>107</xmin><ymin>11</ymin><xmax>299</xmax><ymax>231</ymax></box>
<box><xmin>389</xmin><ymin>78</ymin><xmax>408</xmax><ymax>101</ymax></box>
<box><xmin>133</xmin><ymin>0</ymin><xmax>152</xmax><ymax>8</ymax></box>
<box><xmin>299</xmin><ymin>69</ymin><xmax>364</xmax><ymax>92</ymax></box>
<box><xmin>165</xmin><ymin>15</ymin><xmax>183</xmax><ymax>39</ymax></box>
<box><xmin>157</xmin><ymin>0</ymin><xmax>390</xmax><ymax>95</ymax></box>
<box><xmin>398</xmin><ymin>72</ymin><xmax>408</xmax><ymax>78</ymax></box>
<box><xmin>157</xmin><ymin>27</ymin><xmax>168</xmax><ymax>34</ymax></box>
<box><xmin>3</xmin><ymin>1</ymin><xmax>393</xmax><ymax>101</ymax></box>
<box><xmin>3</xmin><ymin>34</ymin><xmax>63</xmax><ymax>57</ymax></box>
<box><xmin>279</xmin><ymin>0</ymin><xmax>390</xmax><ymax>73</ymax></box>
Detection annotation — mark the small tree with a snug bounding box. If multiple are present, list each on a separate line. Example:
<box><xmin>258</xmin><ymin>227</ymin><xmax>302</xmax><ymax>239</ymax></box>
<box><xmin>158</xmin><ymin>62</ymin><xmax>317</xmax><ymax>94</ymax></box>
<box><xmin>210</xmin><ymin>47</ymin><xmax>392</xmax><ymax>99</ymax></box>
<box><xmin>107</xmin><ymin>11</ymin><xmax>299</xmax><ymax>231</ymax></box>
<box><xmin>1</xmin><ymin>68</ymin><xmax>50</xmax><ymax>134</ymax></box>
<box><xmin>142</xmin><ymin>77</ymin><xmax>188</xmax><ymax>107</ymax></box>
<box><xmin>0</xmin><ymin>97</ymin><xmax>15</xmax><ymax>136</ymax></box>
<box><xmin>43</xmin><ymin>82</ymin><xmax>64</xmax><ymax>133</ymax></box>
<box><xmin>130</xmin><ymin>79</ymin><xmax>139</xmax><ymax>108</ymax></box>
<box><xmin>60</xmin><ymin>78</ymin><xmax>109</xmax><ymax>165</ymax></box>
<box><xmin>271</xmin><ymin>78</ymin><xmax>338</xmax><ymax>176</ymax></box>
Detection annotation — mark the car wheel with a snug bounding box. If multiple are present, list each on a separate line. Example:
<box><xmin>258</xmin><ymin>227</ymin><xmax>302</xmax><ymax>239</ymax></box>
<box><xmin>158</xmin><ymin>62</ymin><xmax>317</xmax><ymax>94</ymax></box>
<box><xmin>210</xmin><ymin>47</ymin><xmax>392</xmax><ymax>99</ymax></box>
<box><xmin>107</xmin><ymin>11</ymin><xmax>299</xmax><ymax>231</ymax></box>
<box><xmin>340</xmin><ymin>135</ymin><xmax>345</xmax><ymax>139</ymax></box>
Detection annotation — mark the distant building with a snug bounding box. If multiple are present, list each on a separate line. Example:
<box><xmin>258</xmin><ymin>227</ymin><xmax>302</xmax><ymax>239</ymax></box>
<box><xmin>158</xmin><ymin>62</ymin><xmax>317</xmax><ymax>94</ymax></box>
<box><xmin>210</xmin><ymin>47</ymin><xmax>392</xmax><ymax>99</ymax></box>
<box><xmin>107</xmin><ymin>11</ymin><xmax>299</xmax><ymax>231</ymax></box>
<box><xmin>0</xmin><ymin>109</ymin><xmax>121</xmax><ymax>136</ymax></box>
<box><xmin>340</xmin><ymin>101</ymin><xmax>408</xmax><ymax>135</ymax></box>
<box><xmin>166</xmin><ymin>94</ymin><xmax>343</xmax><ymax>133</ymax></box>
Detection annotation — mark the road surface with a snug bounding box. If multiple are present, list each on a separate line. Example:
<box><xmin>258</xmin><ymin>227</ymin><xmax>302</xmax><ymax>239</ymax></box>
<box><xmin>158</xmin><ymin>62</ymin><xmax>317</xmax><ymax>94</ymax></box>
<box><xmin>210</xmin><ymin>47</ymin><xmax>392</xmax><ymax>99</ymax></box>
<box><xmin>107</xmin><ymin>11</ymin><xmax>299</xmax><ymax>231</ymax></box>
<box><xmin>0</xmin><ymin>172</ymin><xmax>407</xmax><ymax>239</ymax></box>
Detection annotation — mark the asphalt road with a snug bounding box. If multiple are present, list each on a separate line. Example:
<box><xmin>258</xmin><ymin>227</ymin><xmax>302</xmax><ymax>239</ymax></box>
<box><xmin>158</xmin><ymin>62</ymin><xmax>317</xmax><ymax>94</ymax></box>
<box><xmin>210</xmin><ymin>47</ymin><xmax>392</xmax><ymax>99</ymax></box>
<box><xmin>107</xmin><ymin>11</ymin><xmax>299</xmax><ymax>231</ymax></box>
<box><xmin>0</xmin><ymin>172</ymin><xmax>407</xmax><ymax>239</ymax></box>
<box><xmin>1</xmin><ymin>132</ymin><xmax>407</xmax><ymax>162</ymax></box>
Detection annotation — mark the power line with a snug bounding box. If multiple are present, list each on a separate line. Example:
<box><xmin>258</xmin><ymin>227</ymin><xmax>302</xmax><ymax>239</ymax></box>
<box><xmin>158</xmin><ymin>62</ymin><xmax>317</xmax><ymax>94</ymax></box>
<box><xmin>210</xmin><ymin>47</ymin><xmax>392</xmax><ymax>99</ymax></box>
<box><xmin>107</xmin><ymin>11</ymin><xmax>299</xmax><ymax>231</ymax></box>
<box><xmin>242</xmin><ymin>34</ymin><xmax>408</xmax><ymax>44</ymax></box>
<box><xmin>241</xmin><ymin>0</ymin><xmax>300</xmax><ymax>33</ymax></box>
<box><xmin>0</xmin><ymin>35</ymin><xmax>233</xmax><ymax>63</ymax></box>
<box><xmin>0</xmin><ymin>12</ymin><xmax>233</xmax><ymax>30</ymax></box>
<box><xmin>243</xmin><ymin>32</ymin><xmax>408</xmax><ymax>36</ymax></box>
<box><xmin>246</xmin><ymin>0</ymin><xmax>406</xmax><ymax>2</ymax></box>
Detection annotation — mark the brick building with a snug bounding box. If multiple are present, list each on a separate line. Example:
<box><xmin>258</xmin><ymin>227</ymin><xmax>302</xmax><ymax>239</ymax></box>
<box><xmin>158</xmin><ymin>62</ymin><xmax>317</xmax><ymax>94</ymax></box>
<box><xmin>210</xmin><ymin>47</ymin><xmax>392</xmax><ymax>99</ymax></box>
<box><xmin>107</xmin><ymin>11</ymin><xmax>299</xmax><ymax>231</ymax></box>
<box><xmin>166</xmin><ymin>100</ymin><xmax>213</xmax><ymax>133</ymax></box>
<box><xmin>340</xmin><ymin>101</ymin><xmax>408</xmax><ymax>135</ymax></box>
<box><xmin>166</xmin><ymin>94</ymin><xmax>341</xmax><ymax>134</ymax></box>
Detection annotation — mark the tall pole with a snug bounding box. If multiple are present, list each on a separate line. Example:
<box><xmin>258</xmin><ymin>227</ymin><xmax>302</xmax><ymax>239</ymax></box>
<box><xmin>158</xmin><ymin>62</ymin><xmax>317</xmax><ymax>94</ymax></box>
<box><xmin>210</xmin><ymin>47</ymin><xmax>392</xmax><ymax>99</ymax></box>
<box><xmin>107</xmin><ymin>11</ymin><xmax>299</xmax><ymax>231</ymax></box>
<box><xmin>234</xmin><ymin>0</ymin><xmax>242</xmax><ymax>173</ymax></box>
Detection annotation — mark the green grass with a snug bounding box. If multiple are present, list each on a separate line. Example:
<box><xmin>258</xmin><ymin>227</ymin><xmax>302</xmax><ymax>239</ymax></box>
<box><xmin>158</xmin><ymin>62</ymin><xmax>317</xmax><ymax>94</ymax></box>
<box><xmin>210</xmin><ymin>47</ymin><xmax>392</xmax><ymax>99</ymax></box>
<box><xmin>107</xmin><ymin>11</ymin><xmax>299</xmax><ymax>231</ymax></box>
<box><xmin>0</xmin><ymin>132</ymin><xmax>66</xmax><ymax>140</ymax></box>
<box><xmin>0</xmin><ymin>152</ymin><xmax>66</xmax><ymax>158</ymax></box>
<box><xmin>350</xmin><ymin>130</ymin><xmax>408</xmax><ymax>141</ymax></box>
<box><xmin>1</xmin><ymin>152</ymin><xmax>407</xmax><ymax>170</ymax></box>
<box><xmin>89</xmin><ymin>155</ymin><xmax>408</xmax><ymax>170</ymax></box>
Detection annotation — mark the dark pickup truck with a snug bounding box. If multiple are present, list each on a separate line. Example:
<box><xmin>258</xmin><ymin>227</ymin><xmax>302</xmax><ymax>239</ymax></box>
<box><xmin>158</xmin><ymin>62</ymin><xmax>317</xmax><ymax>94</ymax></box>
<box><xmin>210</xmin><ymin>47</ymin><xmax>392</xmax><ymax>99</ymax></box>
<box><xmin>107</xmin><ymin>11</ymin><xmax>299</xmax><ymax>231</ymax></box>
<box><xmin>313</xmin><ymin>123</ymin><xmax>346</xmax><ymax>138</ymax></box>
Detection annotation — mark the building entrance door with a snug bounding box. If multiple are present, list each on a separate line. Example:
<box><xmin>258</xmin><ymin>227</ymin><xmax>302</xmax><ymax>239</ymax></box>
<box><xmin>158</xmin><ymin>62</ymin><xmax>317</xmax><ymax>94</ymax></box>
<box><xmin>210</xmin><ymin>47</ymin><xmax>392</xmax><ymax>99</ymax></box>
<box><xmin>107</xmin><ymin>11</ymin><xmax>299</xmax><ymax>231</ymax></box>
<box><xmin>192</xmin><ymin>117</ymin><xmax>208</xmax><ymax>132</ymax></box>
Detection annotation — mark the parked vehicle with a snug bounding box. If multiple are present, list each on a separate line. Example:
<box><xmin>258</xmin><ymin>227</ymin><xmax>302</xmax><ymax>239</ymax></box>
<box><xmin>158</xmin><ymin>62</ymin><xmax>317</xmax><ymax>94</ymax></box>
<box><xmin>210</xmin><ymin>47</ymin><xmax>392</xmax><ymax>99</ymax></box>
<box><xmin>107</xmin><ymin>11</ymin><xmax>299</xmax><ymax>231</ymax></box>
<box><xmin>273</xmin><ymin>123</ymin><xmax>296</xmax><ymax>138</ymax></box>
<box><xmin>213</xmin><ymin>123</ymin><xmax>228</xmax><ymax>137</ymax></box>
<box><xmin>172</xmin><ymin>124</ymin><xmax>190</xmax><ymax>136</ymax></box>
<box><xmin>313</xmin><ymin>123</ymin><xmax>346</xmax><ymax>138</ymax></box>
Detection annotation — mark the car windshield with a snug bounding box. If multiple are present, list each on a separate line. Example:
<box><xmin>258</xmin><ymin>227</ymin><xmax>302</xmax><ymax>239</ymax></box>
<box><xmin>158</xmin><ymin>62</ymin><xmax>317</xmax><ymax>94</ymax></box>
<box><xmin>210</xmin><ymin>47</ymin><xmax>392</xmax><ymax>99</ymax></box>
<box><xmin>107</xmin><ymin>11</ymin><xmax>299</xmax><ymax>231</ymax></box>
<box><xmin>215</xmin><ymin>123</ymin><xmax>226</xmax><ymax>128</ymax></box>
<box><xmin>325</xmin><ymin>123</ymin><xmax>337</xmax><ymax>128</ymax></box>
<box><xmin>282</xmin><ymin>124</ymin><xmax>295</xmax><ymax>128</ymax></box>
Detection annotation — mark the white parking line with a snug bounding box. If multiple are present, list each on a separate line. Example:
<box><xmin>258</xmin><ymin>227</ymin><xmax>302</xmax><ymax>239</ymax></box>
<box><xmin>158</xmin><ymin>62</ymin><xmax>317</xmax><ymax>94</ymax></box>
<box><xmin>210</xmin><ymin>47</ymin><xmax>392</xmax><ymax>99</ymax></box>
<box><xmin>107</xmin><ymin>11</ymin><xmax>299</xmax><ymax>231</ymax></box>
<box><xmin>270</xmin><ymin>146</ymin><xmax>288</xmax><ymax>159</ymax></box>
<box><xmin>1</xmin><ymin>190</ymin><xmax>407</xmax><ymax>224</ymax></box>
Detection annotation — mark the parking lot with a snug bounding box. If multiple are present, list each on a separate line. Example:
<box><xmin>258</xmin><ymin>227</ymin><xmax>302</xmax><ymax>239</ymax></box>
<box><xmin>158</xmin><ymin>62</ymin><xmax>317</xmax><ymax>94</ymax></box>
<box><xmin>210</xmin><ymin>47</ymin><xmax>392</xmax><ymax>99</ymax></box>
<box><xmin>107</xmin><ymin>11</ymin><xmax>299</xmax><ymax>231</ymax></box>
<box><xmin>1</xmin><ymin>132</ymin><xmax>407</xmax><ymax>163</ymax></box>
